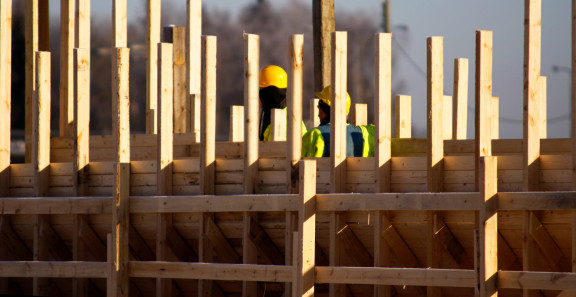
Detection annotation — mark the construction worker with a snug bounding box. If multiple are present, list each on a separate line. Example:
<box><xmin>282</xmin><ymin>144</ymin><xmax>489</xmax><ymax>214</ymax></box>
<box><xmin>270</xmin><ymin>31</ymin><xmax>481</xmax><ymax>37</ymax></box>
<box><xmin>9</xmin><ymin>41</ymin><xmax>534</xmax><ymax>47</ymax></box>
<box><xmin>259</xmin><ymin>65</ymin><xmax>307</xmax><ymax>141</ymax></box>
<box><xmin>302</xmin><ymin>86</ymin><xmax>374</xmax><ymax>158</ymax></box>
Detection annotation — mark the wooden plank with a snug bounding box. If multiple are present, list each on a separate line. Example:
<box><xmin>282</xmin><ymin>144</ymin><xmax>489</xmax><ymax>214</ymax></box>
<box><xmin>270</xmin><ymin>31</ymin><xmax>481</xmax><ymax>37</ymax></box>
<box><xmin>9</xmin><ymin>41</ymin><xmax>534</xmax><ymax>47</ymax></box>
<box><xmin>173</xmin><ymin>27</ymin><xmax>188</xmax><ymax>133</ymax></box>
<box><xmin>0</xmin><ymin>216</ymin><xmax>32</xmax><ymax>261</ymax></box>
<box><xmin>200</xmin><ymin>36</ymin><xmax>216</xmax><ymax>195</ymax></box>
<box><xmin>113</xmin><ymin>0</ymin><xmax>127</xmax><ymax>47</ymax></box>
<box><xmin>243</xmin><ymin>213</ymin><xmax>258</xmax><ymax>297</ymax></box>
<box><xmin>130</xmin><ymin>195</ymin><xmax>297</xmax><ymax>213</ymax></box>
<box><xmin>539</xmin><ymin>76</ymin><xmax>546</xmax><ymax>139</ymax></box>
<box><xmin>426</xmin><ymin>212</ymin><xmax>442</xmax><ymax>297</ymax></box>
<box><xmin>146</xmin><ymin>0</ymin><xmax>160</xmax><ymax>134</ymax></box>
<box><xmin>498</xmin><ymin>271</ymin><xmax>576</xmax><ymax>290</ymax></box>
<box><xmin>38</xmin><ymin>0</ymin><xmax>49</xmax><ymax>51</ymax></box>
<box><xmin>435</xmin><ymin>220</ymin><xmax>473</xmax><ymax>269</ymax></box>
<box><xmin>287</xmin><ymin>34</ymin><xmax>304</xmax><ymax>194</ymax></box>
<box><xmin>73</xmin><ymin>48</ymin><xmax>90</xmax><ymax>196</ymax></box>
<box><xmin>229</xmin><ymin>106</ymin><xmax>244</xmax><ymax>142</ymax></box>
<box><xmin>33</xmin><ymin>52</ymin><xmax>51</xmax><ymax>197</ymax></box>
<box><xmin>295</xmin><ymin>160</ymin><xmax>316</xmax><ymax>297</ymax></box>
<box><xmin>380</xmin><ymin>214</ymin><xmax>421</xmax><ymax>268</ymax></box>
<box><xmin>528</xmin><ymin>212</ymin><xmax>566</xmax><ymax>271</ymax></box>
<box><xmin>0</xmin><ymin>261</ymin><xmax>108</xmax><ymax>278</ymax></box>
<box><xmin>395</xmin><ymin>95</ymin><xmax>411</xmax><ymax>138</ymax></box>
<box><xmin>130</xmin><ymin>262</ymin><xmax>292</xmax><ymax>282</ymax></box>
<box><xmin>244</xmin><ymin>34</ymin><xmax>259</xmax><ymax>194</ymax></box>
<box><xmin>59</xmin><ymin>0</ymin><xmax>75</xmax><ymax>137</ymax></box>
<box><xmin>284</xmin><ymin>212</ymin><xmax>296</xmax><ymax>297</ymax></box>
<box><xmin>315</xmin><ymin>267</ymin><xmax>476</xmax><ymax>287</ymax></box>
<box><xmin>76</xmin><ymin>0</ymin><xmax>90</xmax><ymax>48</ymax></box>
<box><xmin>156</xmin><ymin>213</ymin><xmax>171</xmax><ymax>297</ymax></box>
<box><xmin>310</xmin><ymin>98</ymin><xmax>320</xmax><ymax>128</ymax></box>
<box><xmin>331</xmin><ymin>31</ymin><xmax>347</xmax><ymax>194</ymax></box>
<box><xmin>475</xmin><ymin>30</ymin><xmax>493</xmax><ymax>192</ymax></box>
<box><xmin>0</xmin><ymin>0</ymin><xmax>11</xmax><ymax>196</ymax></box>
<box><xmin>26</xmin><ymin>0</ymin><xmax>39</xmax><ymax>161</ymax></box>
<box><xmin>313</xmin><ymin>0</ymin><xmax>334</xmax><ymax>92</ymax></box>
<box><xmin>374</xmin><ymin>211</ymin><xmax>392</xmax><ymax>297</ymax></box>
<box><xmin>523</xmin><ymin>0</ymin><xmax>542</xmax><ymax>192</ymax></box>
<box><xmin>157</xmin><ymin>43</ymin><xmax>174</xmax><ymax>196</ymax></box>
<box><xmin>351</xmin><ymin>104</ymin><xmax>367</xmax><ymax>126</ymax></box>
<box><xmin>478</xmin><ymin>156</ymin><xmax>498</xmax><ymax>297</ymax></box>
<box><xmin>443</xmin><ymin>95</ymin><xmax>453</xmax><ymax>140</ymax></box>
<box><xmin>375</xmin><ymin>33</ymin><xmax>392</xmax><ymax>193</ymax></box>
<box><xmin>187</xmin><ymin>0</ymin><xmax>201</xmax><ymax>139</ymax></box>
<box><xmin>112</xmin><ymin>48</ymin><xmax>131</xmax><ymax>164</ymax></box>
<box><xmin>271</xmin><ymin>109</ymin><xmax>287</xmax><ymax>141</ymax></box>
<box><xmin>453</xmin><ymin>58</ymin><xmax>468</xmax><ymax>140</ymax></box>
<box><xmin>249</xmin><ymin>218</ymin><xmax>284</xmax><ymax>265</ymax></box>
<box><xmin>492</xmin><ymin>97</ymin><xmax>499</xmax><ymax>139</ymax></box>
<box><xmin>329</xmin><ymin>212</ymin><xmax>344</xmax><ymax>297</ymax></box>
<box><xmin>573</xmin><ymin>0</ymin><xmax>576</xmax><ymax>191</ymax></box>
<box><xmin>427</xmin><ymin>36</ymin><xmax>444</xmax><ymax>193</ymax></box>
<box><xmin>198</xmin><ymin>213</ymin><xmax>213</xmax><ymax>297</ymax></box>
<box><xmin>111</xmin><ymin>163</ymin><xmax>130</xmax><ymax>297</ymax></box>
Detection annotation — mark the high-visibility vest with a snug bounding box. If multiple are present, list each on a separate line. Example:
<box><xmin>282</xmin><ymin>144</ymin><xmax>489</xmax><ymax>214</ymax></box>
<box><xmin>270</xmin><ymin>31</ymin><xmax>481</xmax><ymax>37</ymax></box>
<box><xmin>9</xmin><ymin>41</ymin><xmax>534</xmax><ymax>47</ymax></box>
<box><xmin>301</xmin><ymin>123</ymin><xmax>375</xmax><ymax>158</ymax></box>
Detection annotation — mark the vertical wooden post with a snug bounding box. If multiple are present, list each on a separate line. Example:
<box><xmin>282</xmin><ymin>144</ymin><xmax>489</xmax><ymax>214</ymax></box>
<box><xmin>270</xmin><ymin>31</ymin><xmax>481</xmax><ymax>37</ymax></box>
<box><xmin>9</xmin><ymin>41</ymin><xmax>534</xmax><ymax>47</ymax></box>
<box><xmin>374</xmin><ymin>211</ymin><xmax>392</xmax><ymax>297</ymax></box>
<box><xmin>244</xmin><ymin>33</ymin><xmax>259</xmax><ymax>195</ymax></box>
<box><xmin>572</xmin><ymin>0</ymin><xmax>576</xmax><ymax>190</ymax></box>
<box><xmin>73</xmin><ymin>48</ymin><xmax>90</xmax><ymax>197</ymax></box>
<box><xmin>395</xmin><ymin>95</ymin><xmax>411</xmax><ymax>138</ymax></box>
<box><xmin>33</xmin><ymin>52</ymin><xmax>51</xmax><ymax>197</ymax></box>
<box><xmin>313</xmin><ymin>0</ymin><xmax>334</xmax><ymax>92</ymax></box>
<box><xmin>187</xmin><ymin>0</ymin><xmax>201</xmax><ymax>141</ymax></box>
<box><xmin>539</xmin><ymin>76</ymin><xmax>547</xmax><ymax>138</ymax></box>
<box><xmin>38</xmin><ymin>0</ymin><xmax>49</xmax><ymax>51</ymax></box>
<box><xmin>330</xmin><ymin>31</ymin><xmax>347</xmax><ymax>194</ymax></box>
<box><xmin>329</xmin><ymin>212</ymin><xmax>344</xmax><ymax>297</ymax></box>
<box><xmin>172</xmin><ymin>27</ymin><xmax>188</xmax><ymax>133</ymax></box>
<box><xmin>242</xmin><ymin>212</ymin><xmax>258</xmax><ymax>297</ymax></box>
<box><xmin>60</xmin><ymin>0</ymin><xmax>75</xmax><ymax>137</ymax></box>
<box><xmin>271</xmin><ymin>109</ymin><xmax>287</xmax><ymax>141</ymax></box>
<box><xmin>287</xmin><ymin>34</ymin><xmax>304</xmax><ymax>194</ymax></box>
<box><xmin>453</xmin><ymin>58</ymin><xmax>468</xmax><ymax>140</ymax></box>
<box><xmin>294</xmin><ymin>160</ymin><xmax>316</xmax><ymax>297</ymax></box>
<box><xmin>427</xmin><ymin>36</ymin><xmax>444</xmax><ymax>193</ymax></box>
<box><xmin>492</xmin><ymin>97</ymin><xmax>500</xmax><ymax>139</ymax></box>
<box><xmin>478</xmin><ymin>156</ymin><xmax>498</xmax><ymax>297</ymax></box>
<box><xmin>76</xmin><ymin>0</ymin><xmax>90</xmax><ymax>49</ymax></box>
<box><xmin>110</xmin><ymin>47</ymin><xmax>130</xmax><ymax>297</ymax></box>
<box><xmin>475</xmin><ymin>30</ymin><xmax>493</xmax><ymax>191</ymax></box>
<box><xmin>351</xmin><ymin>104</ymin><xmax>368</xmax><ymax>126</ymax></box>
<box><xmin>310</xmin><ymin>98</ymin><xmax>320</xmax><ymax>128</ymax></box>
<box><xmin>523</xmin><ymin>0</ymin><xmax>542</xmax><ymax>192</ymax></box>
<box><xmin>443</xmin><ymin>95</ymin><xmax>453</xmax><ymax>140</ymax></box>
<box><xmin>147</xmin><ymin>0</ymin><xmax>161</xmax><ymax>134</ymax></box>
<box><xmin>25</xmin><ymin>0</ymin><xmax>39</xmax><ymax>161</ymax></box>
<box><xmin>230</xmin><ymin>106</ymin><xmax>244</xmax><ymax>142</ymax></box>
<box><xmin>198</xmin><ymin>213</ymin><xmax>214</xmax><ymax>297</ymax></box>
<box><xmin>201</xmin><ymin>36</ymin><xmax>216</xmax><ymax>195</ymax></box>
<box><xmin>375</xmin><ymin>33</ymin><xmax>392</xmax><ymax>193</ymax></box>
<box><xmin>156</xmin><ymin>43</ymin><xmax>173</xmax><ymax>297</ymax></box>
<box><xmin>113</xmin><ymin>0</ymin><xmax>127</xmax><ymax>48</ymax></box>
<box><xmin>0</xmin><ymin>0</ymin><xmax>11</xmax><ymax>196</ymax></box>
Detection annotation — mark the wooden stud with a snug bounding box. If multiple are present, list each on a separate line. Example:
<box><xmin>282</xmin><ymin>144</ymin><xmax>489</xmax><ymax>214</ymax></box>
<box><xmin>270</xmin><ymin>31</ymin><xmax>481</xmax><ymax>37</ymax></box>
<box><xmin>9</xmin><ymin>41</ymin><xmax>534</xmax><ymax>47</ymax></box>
<box><xmin>156</xmin><ymin>213</ymin><xmax>171</xmax><ymax>297</ymax></box>
<box><xmin>375</xmin><ymin>33</ymin><xmax>392</xmax><ymax>193</ymax></box>
<box><xmin>146</xmin><ymin>0</ymin><xmax>161</xmax><ymax>134</ymax></box>
<box><xmin>157</xmin><ymin>43</ymin><xmax>174</xmax><ymax>196</ymax></box>
<box><xmin>492</xmin><ymin>97</ymin><xmax>499</xmax><ymax>139</ymax></box>
<box><xmin>25</xmin><ymin>0</ymin><xmax>39</xmax><ymax>161</ymax></box>
<box><xmin>395</xmin><ymin>95</ymin><xmax>411</xmax><ymax>139</ymax></box>
<box><xmin>198</xmin><ymin>214</ymin><xmax>214</xmax><ymax>297</ymax></box>
<box><xmin>271</xmin><ymin>109</ymin><xmax>287</xmax><ymax>141</ymax></box>
<box><xmin>475</xmin><ymin>30</ymin><xmax>493</xmax><ymax>191</ymax></box>
<box><xmin>427</xmin><ymin>36</ymin><xmax>444</xmax><ymax>192</ymax></box>
<box><xmin>573</xmin><ymin>0</ymin><xmax>576</xmax><ymax>191</ymax></box>
<box><xmin>111</xmin><ymin>163</ymin><xmax>130</xmax><ymax>297</ymax></box>
<box><xmin>331</xmin><ymin>31</ymin><xmax>347</xmax><ymax>193</ymax></box>
<box><xmin>313</xmin><ymin>0</ymin><xmax>334</xmax><ymax>92</ymax></box>
<box><xmin>229</xmin><ymin>106</ymin><xmax>244</xmax><ymax>142</ymax></box>
<box><xmin>287</xmin><ymin>34</ymin><xmax>304</xmax><ymax>194</ymax></box>
<box><xmin>522</xmin><ymin>211</ymin><xmax>539</xmax><ymax>297</ymax></box>
<box><xmin>351</xmin><ymin>104</ymin><xmax>368</xmax><ymax>126</ymax></box>
<box><xmin>374</xmin><ymin>211</ymin><xmax>392</xmax><ymax>297</ymax></box>
<box><xmin>201</xmin><ymin>36</ymin><xmax>216</xmax><ymax>195</ymax></box>
<box><xmin>113</xmin><ymin>0</ymin><xmax>126</xmax><ymax>48</ymax></box>
<box><xmin>453</xmin><ymin>58</ymin><xmax>468</xmax><ymax>140</ymax></box>
<box><xmin>539</xmin><ymin>76</ymin><xmax>547</xmax><ymax>139</ymax></box>
<box><xmin>187</xmin><ymin>0</ymin><xmax>202</xmax><ymax>140</ymax></box>
<box><xmin>295</xmin><ymin>160</ymin><xmax>316</xmax><ymax>297</ymax></box>
<box><xmin>112</xmin><ymin>48</ymin><xmax>131</xmax><ymax>164</ymax></box>
<box><xmin>172</xmin><ymin>27</ymin><xmax>188</xmax><ymax>133</ymax></box>
<box><xmin>523</xmin><ymin>0</ymin><xmax>542</xmax><ymax>192</ymax></box>
<box><xmin>0</xmin><ymin>0</ymin><xmax>11</xmax><ymax>196</ymax></box>
<box><xmin>244</xmin><ymin>34</ymin><xmax>259</xmax><ymax>195</ymax></box>
<box><xmin>528</xmin><ymin>212</ymin><xmax>566</xmax><ymax>271</ymax></box>
<box><xmin>59</xmin><ymin>0</ymin><xmax>75</xmax><ymax>137</ymax></box>
<box><xmin>76</xmin><ymin>0</ymin><xmax>90</xmax><ymax>49</ymax></box>
<box><xmin>242</xmin><ymin>213</ymin><xmax>258</xmax><ymax>297</ymax></box>
<box><xmin>249</xmin><ymin>219</ymin><xmax>284</xmax><ymax>265</ymax></box>
<box><xmin>285</xmin><ymin>211</ymin><xmax>297</xmax><ymax>297</ymax></box>
<box><xmin>329</xmin><ymin>212</ymin><xmax>344</xmax><ymax>297</ymax></box>
<box><xmin>33</xmin><ymin>52</ymin><xmax>51</xmax><ymax>197</ymax></box>
<box><xmin>426</xmin><ymin>212</ymin><xmax>443</xmax><ymax>297</ymax></box>
<box><xmin>73</xmin><ymin>48</ymin><xmax>90</xmax><ymax>197</ymax></box>
<box><xmin>310</xmin><ymin>98</ymin><xmax>320</xmax><ymax>128</ymax></box>
<box><xmin>443</xmin><ymin>95</ymin><xmax>453</xmax><ymax>140</ymax></box>
<box><xmin>38</xmin><ymin>0</ymin><xmax>49</xmax><ymax>51</ymax></box>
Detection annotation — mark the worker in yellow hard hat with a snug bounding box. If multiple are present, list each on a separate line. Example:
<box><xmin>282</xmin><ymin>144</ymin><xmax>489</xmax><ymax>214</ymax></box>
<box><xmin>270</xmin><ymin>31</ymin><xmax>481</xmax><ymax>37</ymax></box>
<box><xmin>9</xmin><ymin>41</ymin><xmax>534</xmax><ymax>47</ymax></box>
<box><xmin>258</xmin><ymin>65</ymin><xmax>307</xmax><ymax>141</ymax></box>
<box><xmin>302</xmin><ymin>85</ymin><xmax>374</xmax><ymax>157</ymax></box>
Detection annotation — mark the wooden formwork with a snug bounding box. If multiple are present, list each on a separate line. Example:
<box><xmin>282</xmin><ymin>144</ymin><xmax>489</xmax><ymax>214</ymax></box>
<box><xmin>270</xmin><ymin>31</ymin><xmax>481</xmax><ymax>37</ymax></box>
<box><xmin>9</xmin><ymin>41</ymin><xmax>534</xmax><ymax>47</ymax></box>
<box><xmin>1</xmin><ymin>0</ymin><xmax>576</xmax><ymax>297</ymax></box>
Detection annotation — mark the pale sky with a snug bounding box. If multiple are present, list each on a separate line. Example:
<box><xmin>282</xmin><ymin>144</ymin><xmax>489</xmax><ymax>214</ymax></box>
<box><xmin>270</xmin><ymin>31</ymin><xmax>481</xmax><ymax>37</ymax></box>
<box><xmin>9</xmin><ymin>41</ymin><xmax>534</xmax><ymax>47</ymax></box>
<box><xmin>48</xmin><ymin>0</ymin><xmax>572</xmax><ymax>139</ymax></box>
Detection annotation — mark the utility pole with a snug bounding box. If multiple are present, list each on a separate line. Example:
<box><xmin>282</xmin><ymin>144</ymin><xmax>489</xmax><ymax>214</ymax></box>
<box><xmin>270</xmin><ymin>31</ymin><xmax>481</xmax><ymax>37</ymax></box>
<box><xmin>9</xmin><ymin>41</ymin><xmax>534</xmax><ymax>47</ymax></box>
<box><xmin>382</xmin><ymin>0</ymin><xmax>390</xmax><ymax>33</ymax></box>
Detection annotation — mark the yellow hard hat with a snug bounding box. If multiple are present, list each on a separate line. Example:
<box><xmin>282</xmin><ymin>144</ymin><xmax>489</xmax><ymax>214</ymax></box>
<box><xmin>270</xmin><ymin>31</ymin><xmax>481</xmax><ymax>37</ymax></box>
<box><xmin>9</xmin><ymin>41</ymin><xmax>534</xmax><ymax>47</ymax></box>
<box><xmin>259</xmin><ymin>65</ymin><xmax>287</xmax><ymax>89</ymax></box>
<box><xmin>314</xmin><ymin>85</ymin><xmax>351</xmax><ymax>116</ymax></box>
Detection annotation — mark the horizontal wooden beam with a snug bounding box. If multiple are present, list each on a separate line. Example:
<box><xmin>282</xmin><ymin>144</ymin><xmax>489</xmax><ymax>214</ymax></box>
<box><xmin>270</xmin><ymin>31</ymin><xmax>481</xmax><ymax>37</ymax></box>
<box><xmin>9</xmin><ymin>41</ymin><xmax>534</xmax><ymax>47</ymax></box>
<box><xmin>0</xmin><ymin>261</ymin><xmax>108</xmax><ymax>278</ymax></box>
<box><xmin>0</xmin><ymin>197</ymin><xmax>111</xmax><ymax>214</ymax></box>
<box><xmin>316</xmin><ymin>193</ymin><xmax>481</xmax><ymax>211</ymax></box>
<box><xmin>129</xmin><ymin>262</ymin><xmax>292</xmax><ymax>282</ymax></box>
<box><xmin>315</xmin><ymin>267</ymin><xmax>476</xmax><ymax>287</ymax></box>
<box><xmin>498</xmin><ymin>271</ymin><xmax>576</xmax><ymax>290</ymax></box>
<box><xmin>498</xmin><ymin>192</ymin><xmax>576</xmax><ymax>210</ymax></box>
